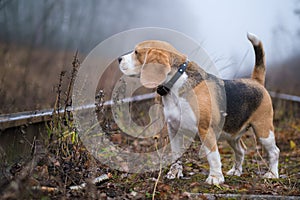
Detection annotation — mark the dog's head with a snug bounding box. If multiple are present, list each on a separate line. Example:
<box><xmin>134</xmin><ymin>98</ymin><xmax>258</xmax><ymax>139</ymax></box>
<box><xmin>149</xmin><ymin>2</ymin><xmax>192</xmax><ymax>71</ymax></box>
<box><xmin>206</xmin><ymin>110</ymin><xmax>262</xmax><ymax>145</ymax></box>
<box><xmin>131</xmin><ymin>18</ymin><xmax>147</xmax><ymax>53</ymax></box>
<box><xmin>118</xmin><ymin>40</ymin><xmax>186</xmax><ymax>88</ymax></box>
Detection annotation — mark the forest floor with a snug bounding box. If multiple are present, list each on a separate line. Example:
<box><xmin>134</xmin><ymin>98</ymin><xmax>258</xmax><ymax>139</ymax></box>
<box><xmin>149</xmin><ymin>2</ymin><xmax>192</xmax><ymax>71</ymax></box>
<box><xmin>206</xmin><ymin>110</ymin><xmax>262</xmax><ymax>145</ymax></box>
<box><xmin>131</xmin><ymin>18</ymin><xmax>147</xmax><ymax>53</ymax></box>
<box><xmin>1</xmin><ymin>99</ymin><xmax>300</xmax><ymax>200</ymax></box>
<box><xmin>1</xmin><ymin>54</ymin><xmax>299</xmax><ymax>199</ymax></box>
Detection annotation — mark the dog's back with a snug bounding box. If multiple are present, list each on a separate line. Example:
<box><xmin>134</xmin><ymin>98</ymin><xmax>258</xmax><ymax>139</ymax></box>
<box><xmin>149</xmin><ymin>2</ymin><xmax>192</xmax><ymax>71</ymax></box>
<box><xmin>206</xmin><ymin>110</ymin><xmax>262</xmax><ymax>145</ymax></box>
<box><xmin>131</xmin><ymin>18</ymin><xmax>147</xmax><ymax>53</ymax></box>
<box><xmin>222</xmin><ymin>33</ymin><xmax>269</xmax><ymax>134</ymax></box>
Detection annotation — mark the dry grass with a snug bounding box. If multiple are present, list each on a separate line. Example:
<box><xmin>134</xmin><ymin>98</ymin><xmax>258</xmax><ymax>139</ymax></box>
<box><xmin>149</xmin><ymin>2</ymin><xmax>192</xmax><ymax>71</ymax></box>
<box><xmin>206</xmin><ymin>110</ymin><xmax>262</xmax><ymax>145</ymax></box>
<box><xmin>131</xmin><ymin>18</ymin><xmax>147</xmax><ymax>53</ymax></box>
<box><xmin>2</xmin><ymin>82</ymin><xmax>299</xmax><ymax>199</ymax></box>
<box><xmin>0</xmin><ymin>42</ymin><xmax>84</xmax><ymax>114</ymax></box>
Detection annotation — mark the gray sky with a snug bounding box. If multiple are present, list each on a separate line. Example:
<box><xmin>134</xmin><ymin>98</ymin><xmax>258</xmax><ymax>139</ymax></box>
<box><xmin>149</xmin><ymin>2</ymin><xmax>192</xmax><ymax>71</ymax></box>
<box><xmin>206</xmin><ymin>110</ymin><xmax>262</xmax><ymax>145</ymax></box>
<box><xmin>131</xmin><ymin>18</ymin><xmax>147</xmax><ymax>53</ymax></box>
<box><xmin>111</xmin><ymin>0</ymin><xmax>300</xmax><ymax>78</ymax></box>
<box><xmin>182</xmin><ymin>0</ymin><xmax>300</xmax><ymax>77</ymax></box>
<box><xmin>1</xmin><ymin>0</ymin><xmax>299</xmax><ymax>113</ymax></box>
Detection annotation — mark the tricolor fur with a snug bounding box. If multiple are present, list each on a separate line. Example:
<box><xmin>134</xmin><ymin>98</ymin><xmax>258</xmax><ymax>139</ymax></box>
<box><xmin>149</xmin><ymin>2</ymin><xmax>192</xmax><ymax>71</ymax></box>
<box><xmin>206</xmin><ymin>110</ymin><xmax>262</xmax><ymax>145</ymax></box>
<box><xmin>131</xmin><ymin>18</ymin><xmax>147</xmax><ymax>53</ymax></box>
<box><xmin>118</xmin><ymin>33</ymin><xmax>280</xmax><ymax>185</ymax></box>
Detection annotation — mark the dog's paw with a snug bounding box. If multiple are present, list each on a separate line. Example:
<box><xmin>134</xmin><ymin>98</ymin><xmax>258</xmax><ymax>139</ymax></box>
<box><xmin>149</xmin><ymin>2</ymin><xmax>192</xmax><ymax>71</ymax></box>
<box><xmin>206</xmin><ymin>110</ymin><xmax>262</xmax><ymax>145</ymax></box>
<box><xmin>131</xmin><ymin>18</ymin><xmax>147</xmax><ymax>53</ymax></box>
<box><xmin>166</xmin><ymin>161</ymin><xmax>183</xmax><ymax>179</ymax></box>
<box><xmin>226</xmin><ymin>167</ymin><xmax>242</xmax><ymax>176</ymax></box>
<box><xmin>205</xmin><ymin>174</ymin><xmax>224</xmax><ymax>185</ymax></box>
<box><xmin>263</xmin><ymin>171</ymin><xmax>278</xmax><ymax>179</ymax></box>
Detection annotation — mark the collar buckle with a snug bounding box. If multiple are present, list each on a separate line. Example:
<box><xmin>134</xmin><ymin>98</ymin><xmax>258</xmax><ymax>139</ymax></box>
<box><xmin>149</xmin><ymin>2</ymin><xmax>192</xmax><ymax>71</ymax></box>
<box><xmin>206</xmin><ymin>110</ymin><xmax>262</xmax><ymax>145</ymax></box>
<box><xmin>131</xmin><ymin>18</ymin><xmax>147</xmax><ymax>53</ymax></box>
<box><xmin>157</xmin><ymin>85</ymin><xmax>170</xmax><ymax>96</ymax></box>
<box><xmin>157</xmin><ymin>61</ymin><xmax>189</xmax><ymax>96</ymax></box>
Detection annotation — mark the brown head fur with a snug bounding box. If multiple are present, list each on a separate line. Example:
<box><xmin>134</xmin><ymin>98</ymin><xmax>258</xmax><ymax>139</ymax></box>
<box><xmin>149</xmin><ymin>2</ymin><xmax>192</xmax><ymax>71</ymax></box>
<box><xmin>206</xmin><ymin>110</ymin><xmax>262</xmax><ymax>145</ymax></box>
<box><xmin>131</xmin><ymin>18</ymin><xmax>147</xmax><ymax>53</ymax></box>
<box><xmin>135</xmin><ymin>40</ymin><xmax>187</xmax><ymax>88</ymax></box>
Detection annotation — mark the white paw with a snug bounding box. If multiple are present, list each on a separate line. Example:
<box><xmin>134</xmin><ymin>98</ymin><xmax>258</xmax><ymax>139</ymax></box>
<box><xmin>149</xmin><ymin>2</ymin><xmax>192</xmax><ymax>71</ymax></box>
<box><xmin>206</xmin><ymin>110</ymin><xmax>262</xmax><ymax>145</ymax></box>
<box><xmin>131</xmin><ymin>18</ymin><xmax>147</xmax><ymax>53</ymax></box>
<box><xmin>263</xmin><ymin>171</ymin><xmax>278</xmax><ymax>179</ymax></box>
<box><xmin>166</xmin><ymin>161</ymin><xmax>183</xmax><ymax>179</ymax></box>
<box><xmin>226</xmin><ymin>168</ymin><xmax>242</xmax><ymax>176</ymax></box>
<box><xmin>205</xmin><ymin>174</ymin><xmax>224</xmax><ymax>185</ymax></box>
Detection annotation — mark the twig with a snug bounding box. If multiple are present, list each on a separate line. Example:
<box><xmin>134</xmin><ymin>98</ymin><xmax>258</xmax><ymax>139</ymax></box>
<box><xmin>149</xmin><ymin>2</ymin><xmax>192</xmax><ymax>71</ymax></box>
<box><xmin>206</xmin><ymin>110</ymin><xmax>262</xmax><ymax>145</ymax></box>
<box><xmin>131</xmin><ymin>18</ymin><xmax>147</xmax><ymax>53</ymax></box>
<box><xmin>252</xmin><ymin>132</ymin><xmax>269</xmax><ymax>175</ymax></box>
<box><xmin>69</xmin><ymin>173</ymin><xmax>112</xmax><ymax>190</ymax></box>
<box><xmin>64</xmin><ymin>50</ymin><xmax>80</xmax><ymax>120</ymax></box>
<box><xmin>152</xmin><ymin>139</ymin><xmax>163</xmax><ymax>200</ymax></box>
<box><xmin>32</xmin><ymin>186</ymin><xmax>59</xmax><ymax>193</ymax></box>
<box><xmin>54</xmin><ymin>71</ymin><xmax>66</xmax><ymax>116</ymax></box>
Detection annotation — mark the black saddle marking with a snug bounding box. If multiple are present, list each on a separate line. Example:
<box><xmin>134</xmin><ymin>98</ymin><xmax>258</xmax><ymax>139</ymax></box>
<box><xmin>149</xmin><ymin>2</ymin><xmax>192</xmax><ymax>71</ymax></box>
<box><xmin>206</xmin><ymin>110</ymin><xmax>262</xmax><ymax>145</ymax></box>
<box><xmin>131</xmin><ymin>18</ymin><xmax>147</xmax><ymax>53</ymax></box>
<box><xmin>223</xmin><ymin>80</ymin><xmax>263</xmax><ymax>133</ymax></box>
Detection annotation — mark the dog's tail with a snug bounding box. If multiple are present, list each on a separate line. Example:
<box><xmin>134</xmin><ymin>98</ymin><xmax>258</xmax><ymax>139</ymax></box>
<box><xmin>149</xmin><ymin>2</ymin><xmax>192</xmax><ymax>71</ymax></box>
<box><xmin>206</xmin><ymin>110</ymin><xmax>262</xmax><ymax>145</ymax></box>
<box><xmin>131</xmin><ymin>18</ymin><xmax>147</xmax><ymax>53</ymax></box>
<box><xmin>247</xmin><ymin>33</ymin><xmax>266</xmax><ymax>86</ymax></box>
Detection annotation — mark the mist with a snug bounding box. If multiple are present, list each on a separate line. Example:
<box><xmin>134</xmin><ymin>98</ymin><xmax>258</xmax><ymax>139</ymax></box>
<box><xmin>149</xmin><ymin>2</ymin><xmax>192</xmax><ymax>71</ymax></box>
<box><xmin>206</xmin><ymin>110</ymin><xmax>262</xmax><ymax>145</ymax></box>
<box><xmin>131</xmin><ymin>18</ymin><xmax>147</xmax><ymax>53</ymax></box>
<box><xmin>0</xmin><ymin>0</ymin><xmax>300</xmax><ymax>113</ymax></box>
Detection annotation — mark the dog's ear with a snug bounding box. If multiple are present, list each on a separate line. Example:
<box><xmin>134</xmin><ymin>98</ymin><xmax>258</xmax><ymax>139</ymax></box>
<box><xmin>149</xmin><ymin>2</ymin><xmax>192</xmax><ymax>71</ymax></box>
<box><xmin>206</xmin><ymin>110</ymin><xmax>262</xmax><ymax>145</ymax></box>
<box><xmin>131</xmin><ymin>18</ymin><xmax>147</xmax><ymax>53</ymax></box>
<box><xmin>140</xmin><ymin>49</ymin><xmax>171</xmax><ymax>88</ymax></box>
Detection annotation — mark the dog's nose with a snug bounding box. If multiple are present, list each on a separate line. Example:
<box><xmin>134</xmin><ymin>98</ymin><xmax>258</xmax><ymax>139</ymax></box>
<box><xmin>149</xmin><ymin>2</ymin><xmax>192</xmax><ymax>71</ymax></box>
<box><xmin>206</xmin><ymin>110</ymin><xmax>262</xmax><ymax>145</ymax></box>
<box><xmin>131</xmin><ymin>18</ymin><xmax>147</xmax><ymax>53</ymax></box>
<box><xmin>118</xmin><ymin>57</ymin><xmax>122</xmax><ymax>64</ymax></box>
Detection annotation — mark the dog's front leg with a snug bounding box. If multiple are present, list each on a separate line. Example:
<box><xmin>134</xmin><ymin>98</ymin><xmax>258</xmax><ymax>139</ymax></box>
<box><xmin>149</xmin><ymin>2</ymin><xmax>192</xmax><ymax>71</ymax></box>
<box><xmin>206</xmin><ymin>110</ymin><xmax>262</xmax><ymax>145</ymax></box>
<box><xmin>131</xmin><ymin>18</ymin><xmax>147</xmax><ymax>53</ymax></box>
<box><xmin>199</xmin><ymin>128</ymin><xmax>224</xmax><ymax>185</ymax></box>
<box><xmin>166</xmin><ymin>117</ymin><xmax>184</xmax><ymax>179</ymax></box>
<box><xmin>205</xmin><ymin>147</ymin><xmax>224</xmax><ymax>185</ymax></box>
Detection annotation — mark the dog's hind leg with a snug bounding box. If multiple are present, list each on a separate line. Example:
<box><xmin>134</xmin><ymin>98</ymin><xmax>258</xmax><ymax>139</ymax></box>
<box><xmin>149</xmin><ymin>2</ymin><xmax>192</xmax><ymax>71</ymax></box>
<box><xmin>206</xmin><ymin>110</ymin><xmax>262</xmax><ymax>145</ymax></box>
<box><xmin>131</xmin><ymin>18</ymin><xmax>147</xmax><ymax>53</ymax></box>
<box><xmin>252</xmin><ymin>125</ymin><xmax>280</xmax><ymax>178</ymax></box>
<box><xmin>260</xmin><ymin>130</ymin><xmax>280</xmax><ymax>178</ymax></box>
<box><xmin>251</xmin><ymin>114</ymin><xmax>279</xmax><ymax>178</ymax></box>
<box><xmin>250</xmin><ymin>93</ymin><xmax>280</xmax><ymax>178</ymax></box>
<box><xmin>222</xmin><ymin>132</ymin><xmax>246</xmax><ymax>176</ymax></box>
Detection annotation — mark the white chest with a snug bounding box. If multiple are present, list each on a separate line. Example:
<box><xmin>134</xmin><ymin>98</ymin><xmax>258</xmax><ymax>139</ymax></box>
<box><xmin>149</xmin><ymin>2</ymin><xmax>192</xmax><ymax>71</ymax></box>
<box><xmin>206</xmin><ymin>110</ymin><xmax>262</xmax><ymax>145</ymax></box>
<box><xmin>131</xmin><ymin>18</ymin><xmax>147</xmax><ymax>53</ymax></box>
<box><xmin>161</xmin><ymin>73</ymin><xmax>198</xmax><ymax>132</ymax></box>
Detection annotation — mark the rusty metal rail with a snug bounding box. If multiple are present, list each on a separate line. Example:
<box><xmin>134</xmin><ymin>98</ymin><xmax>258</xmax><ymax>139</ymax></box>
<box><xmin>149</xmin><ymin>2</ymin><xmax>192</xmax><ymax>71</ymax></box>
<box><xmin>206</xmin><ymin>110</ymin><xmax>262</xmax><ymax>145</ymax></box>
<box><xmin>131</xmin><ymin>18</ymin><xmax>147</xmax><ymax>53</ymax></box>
<box><xmin>0</xmin><ymin>93</ymin><xmax>156</xmax><ymax>130</ymax></box>
<box><xmin>269</xmin><ymin>91</ymin><xmax>300</xmax><ymax>103</ymax></box>
<box><xmin>0</xmin><ymin>91</ymin><xmax>299</xmax><ymax>130</ymax></box>
<box><xmin>0</xmin><ymin>109</ymin><xmax>53</xmax><ymax>130</ymax></box>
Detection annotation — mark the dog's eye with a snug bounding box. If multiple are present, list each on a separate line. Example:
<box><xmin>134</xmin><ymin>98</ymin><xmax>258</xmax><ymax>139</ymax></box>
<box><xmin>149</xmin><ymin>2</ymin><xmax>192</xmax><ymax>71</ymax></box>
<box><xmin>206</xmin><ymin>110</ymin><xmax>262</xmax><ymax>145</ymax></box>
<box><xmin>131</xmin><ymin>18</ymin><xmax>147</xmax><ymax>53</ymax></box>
<box><xmin>134</xmin><ymin>50</ymin><xmax>138</xmax><ymax>55</ymax></box>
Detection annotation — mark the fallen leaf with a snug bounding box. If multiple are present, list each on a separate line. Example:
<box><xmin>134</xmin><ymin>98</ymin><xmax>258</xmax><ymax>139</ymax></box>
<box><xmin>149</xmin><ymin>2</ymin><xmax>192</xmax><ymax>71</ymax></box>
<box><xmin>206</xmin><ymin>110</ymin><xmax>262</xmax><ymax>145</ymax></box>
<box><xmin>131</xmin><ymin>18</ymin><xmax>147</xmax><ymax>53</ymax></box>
<box><xmin>190</xmin><ymin>182</ymin><xmax>201</xmax><ymax>187</ymax></box>
<box><xmin>290</xmin><ymin>140</ymin><xmax>296</xmax><ymax>150</ymax></box>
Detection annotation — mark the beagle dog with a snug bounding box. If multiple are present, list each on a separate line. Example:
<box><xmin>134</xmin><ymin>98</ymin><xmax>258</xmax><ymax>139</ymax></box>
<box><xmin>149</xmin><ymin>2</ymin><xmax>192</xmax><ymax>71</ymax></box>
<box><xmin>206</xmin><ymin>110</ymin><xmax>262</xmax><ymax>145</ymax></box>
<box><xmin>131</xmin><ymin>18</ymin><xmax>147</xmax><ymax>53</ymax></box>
<box><xmin>118</xmin><ymin>33</ymin><xmax>280</xmax><ymax>185</ymax></box>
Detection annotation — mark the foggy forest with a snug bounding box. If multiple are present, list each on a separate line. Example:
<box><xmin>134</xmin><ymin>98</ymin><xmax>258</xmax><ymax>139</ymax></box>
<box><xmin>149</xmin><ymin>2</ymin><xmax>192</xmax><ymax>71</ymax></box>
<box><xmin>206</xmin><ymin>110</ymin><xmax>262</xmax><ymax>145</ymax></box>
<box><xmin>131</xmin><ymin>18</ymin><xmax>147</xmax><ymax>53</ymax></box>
<box><xmin>1</xmin><ymin>1</ymin><xmax>300</xmax><ymax>199</ymax></box>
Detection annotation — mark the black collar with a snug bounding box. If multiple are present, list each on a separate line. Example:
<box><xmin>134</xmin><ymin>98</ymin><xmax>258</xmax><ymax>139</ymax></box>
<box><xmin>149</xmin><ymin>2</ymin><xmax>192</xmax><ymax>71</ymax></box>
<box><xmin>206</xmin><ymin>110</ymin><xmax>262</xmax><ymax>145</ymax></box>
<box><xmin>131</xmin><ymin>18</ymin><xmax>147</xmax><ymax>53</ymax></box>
<box><xmin>157</xmin><ymin>61</ymin><xmax>189</xmax><ymax>96</ymax></box>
